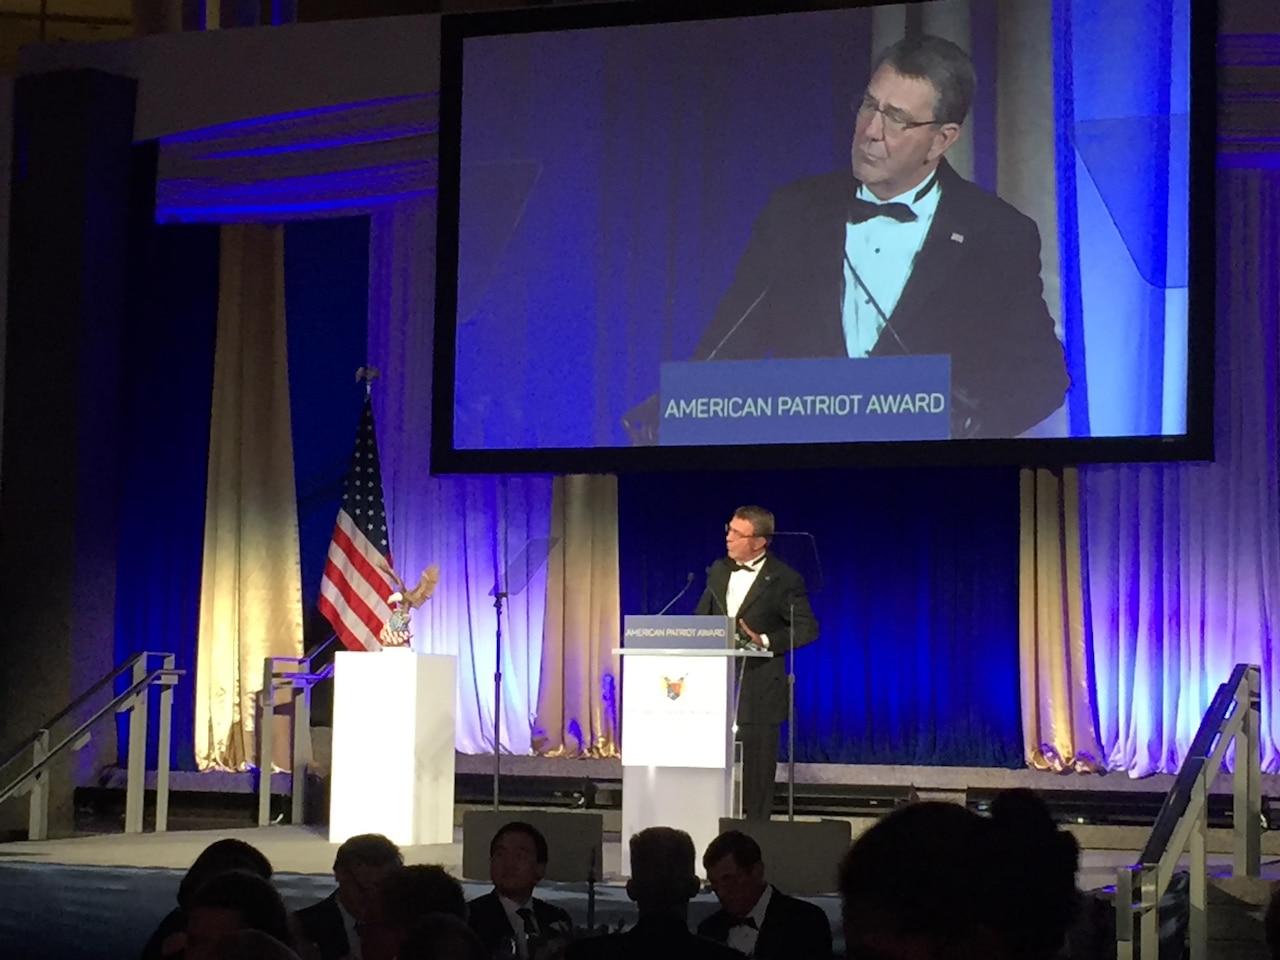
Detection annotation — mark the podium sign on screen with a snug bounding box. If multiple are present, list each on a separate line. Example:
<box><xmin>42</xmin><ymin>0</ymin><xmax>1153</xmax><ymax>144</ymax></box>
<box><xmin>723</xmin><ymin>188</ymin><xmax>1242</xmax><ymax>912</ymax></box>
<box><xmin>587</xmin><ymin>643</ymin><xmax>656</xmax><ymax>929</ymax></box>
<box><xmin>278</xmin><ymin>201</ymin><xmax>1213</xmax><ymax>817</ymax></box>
<box><xmin>659</xmin><ymin>356</ymin><xmax>951</xmax><ymax>445</ymax></box>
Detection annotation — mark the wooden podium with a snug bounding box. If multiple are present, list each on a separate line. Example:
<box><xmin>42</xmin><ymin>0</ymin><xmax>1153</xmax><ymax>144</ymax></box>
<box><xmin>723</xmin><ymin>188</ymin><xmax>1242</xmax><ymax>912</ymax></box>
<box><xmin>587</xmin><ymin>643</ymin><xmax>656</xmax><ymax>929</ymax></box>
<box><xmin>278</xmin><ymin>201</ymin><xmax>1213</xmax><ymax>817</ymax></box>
<box><xmin>329</xmin><ymin>648</ymin><xmax>456</xmax><ymax>846</ymax></box>
<box><xmin>616</xmin><ymin>615</ymin><xmax>770</xmax><ymax>875</ymax></box>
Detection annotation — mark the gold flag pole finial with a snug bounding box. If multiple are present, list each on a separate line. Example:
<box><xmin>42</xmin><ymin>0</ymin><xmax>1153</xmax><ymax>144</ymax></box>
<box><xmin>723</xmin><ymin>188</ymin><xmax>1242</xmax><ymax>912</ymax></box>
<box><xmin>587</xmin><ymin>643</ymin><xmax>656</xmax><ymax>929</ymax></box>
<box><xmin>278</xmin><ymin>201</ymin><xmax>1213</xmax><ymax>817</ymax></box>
<box><xmin>355</xmin><ymin>365</ymin><xmax>381</xmax><ymax>395</ymax></box>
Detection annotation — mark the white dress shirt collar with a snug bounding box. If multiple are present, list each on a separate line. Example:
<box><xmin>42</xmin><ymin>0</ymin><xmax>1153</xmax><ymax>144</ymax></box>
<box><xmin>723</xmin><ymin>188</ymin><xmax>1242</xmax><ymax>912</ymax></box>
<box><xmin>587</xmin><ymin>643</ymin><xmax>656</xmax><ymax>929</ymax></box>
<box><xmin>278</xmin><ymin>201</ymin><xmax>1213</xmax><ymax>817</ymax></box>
<box><xmin>725</xmin><ymin>883</ymin><xmax>774</xmax><ymax>956</ymax></box>
<box><xmin>855</xmin><ymin>168</ymin><xmax>942</xmax><ymax>218</ymax></box>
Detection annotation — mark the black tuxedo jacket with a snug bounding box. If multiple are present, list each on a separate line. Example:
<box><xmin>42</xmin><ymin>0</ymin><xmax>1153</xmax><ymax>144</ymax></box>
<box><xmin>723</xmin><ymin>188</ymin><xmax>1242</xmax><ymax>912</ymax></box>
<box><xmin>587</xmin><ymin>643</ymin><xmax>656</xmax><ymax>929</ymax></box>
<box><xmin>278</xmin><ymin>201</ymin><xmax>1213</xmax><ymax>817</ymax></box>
<box><xmin>467</xmin><ymin>890</ymin><xmax>572</xmax><ymax>955</ymax></box>
<box><xmin>294</xmin><ymin>893</ymin><xmax>349</xmax><ymax>960</ymax></box>
<box><xmin>696</xmin><ymin>886</ymin><xmax>833</xmax><ymax>960</ymax></box>
<box><xmin>567</xmin><ymin>915</ymin><xmax>743</xmax><ymax>960</ymax></box>
<box><xmin>691</xmin><ymin>159</ymin><xmax>1069</xmax><ymax>439</ymax></box>
<box><xmin>694</xmin><ymin>555</ymin><xmax>818</xmax><ymax>725</ymax></box>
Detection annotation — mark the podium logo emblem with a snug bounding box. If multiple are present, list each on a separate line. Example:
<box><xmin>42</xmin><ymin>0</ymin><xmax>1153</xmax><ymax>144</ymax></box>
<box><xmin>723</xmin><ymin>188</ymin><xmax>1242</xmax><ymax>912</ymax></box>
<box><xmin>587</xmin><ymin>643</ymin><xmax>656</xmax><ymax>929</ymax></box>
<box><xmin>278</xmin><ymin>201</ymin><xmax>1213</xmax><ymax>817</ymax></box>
<box><xmin>663</xmin><ymin>675</ymin><xmax>686</xmax><ymax>700</ymax></box>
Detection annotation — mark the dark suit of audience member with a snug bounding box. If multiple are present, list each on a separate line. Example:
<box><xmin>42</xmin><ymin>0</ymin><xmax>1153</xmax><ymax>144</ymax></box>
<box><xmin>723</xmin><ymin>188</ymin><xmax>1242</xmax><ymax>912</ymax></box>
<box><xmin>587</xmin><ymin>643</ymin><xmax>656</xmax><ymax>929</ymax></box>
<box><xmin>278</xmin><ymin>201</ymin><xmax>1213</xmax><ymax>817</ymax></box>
<box><xmin>140</xmin><ymin>838</ymin><xmax>274</xmax><ymax>960</ymax></box>
<box><xmin>698</xmin><ymin>886</ymin><xmax>831</xmax><ymax>959</ymax></box>
<box><xmin>699</xmin><ymin>830</ymin><xmax>831</xmax><ymax>960</ymax></box>
<box><xmin>569</xmin><ymin>914</ymin><xmax>744</xmax><ymax>960</ymax></box>
<box><xmin>294</xmin><ymin>833</ymin><xmax>402</xmax><ymax>960</ymax></box>
<box><xmin>568</xmin><ymin>827</ymin><xmax>742</xmax><ymax>960</ymax></box>
<box><xmin>696</xmin><ymin>507</ymin><xmax>818</xmax><ymax>821</ymax></box>
<box><xmin>468</xmin><ymin>821</ymin><xmax>572</xmax><ymax>960</ymax></box>
<box><xmin>293</xmin><ymin>893</ymin><xmax>350</xmax><ymax>960</ymax></box>
<box><xmin>468</xmin><ymin>891</ymin><xmax>572</xmax><ymax>959</ymax></box>
<box><xmin>839</xmin><ymin>789</ymin><xmax>1081</xmax><ymax>960</ymax></box>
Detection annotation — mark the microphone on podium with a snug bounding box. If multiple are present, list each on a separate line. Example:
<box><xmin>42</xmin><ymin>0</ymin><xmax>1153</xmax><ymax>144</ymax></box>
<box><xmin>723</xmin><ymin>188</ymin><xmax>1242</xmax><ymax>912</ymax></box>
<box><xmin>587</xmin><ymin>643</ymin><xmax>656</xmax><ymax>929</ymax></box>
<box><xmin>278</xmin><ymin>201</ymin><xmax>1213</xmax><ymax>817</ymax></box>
<box><xmin>654</xmin><ymin>572</ymin><xmax>695</xmax><ymax>616</ymax></box>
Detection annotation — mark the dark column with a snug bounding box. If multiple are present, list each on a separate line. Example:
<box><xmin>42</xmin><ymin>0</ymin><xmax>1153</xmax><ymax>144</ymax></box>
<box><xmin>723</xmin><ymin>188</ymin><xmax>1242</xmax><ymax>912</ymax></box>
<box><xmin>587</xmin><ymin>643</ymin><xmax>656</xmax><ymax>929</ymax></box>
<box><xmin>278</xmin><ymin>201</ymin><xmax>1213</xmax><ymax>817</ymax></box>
<box><xmin>1</xmin><ymin>70</ymin><xmax>138</xmax><ymax>838</ymax></box>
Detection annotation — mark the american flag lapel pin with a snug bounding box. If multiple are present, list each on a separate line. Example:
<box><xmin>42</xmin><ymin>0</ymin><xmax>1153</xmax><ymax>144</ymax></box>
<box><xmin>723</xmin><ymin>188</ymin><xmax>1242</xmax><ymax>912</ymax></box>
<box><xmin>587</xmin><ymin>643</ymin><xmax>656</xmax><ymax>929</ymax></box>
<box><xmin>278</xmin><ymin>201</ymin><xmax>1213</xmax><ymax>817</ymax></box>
<box><xmin>950</xmin><ymin>232</ymin><xmax>965</xmax><ymax>243</ymax></box>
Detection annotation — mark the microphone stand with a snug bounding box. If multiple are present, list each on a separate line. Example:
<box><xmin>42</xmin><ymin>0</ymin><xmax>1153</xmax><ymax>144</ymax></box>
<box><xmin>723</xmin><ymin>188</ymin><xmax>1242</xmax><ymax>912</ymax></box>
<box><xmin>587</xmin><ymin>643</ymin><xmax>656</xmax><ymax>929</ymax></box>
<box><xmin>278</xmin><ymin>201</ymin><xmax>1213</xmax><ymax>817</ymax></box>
<box><xmin>770</xmin><ymin>532</ymin><xmax>822</xmax><ymax>824</ymax></box>
<box><xmin>489</xmin><ymin>534</ymin><xmax>558</xmax><ymax>812</ymax></box>
<box><xmin>492</xmin><ymin>587</ymin><xmax>505</xmax><ymax>812</ymax></box>
<box><xmin>709</xmin><ymin>576</ymin><xmax>749</xmax><ymax>818</ymax></box>
<box><xmin>788</xmin><ymin>598</ymin><xmax>795</xmax><ymax>822</ymax></box>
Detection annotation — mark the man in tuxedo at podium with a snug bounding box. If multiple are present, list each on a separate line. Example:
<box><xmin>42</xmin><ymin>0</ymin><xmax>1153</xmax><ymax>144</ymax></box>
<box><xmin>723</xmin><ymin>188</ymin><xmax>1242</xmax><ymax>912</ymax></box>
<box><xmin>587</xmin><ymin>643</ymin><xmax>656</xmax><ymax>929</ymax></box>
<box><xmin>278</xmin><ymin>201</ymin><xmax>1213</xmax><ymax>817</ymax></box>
<box><xmin>698</xmin><ymin>830</ymin><xmax>833</xmax><ymax>959</ymax></box>
<box><xmin>695</xmin><ymin>506</ymin><xmax>818</xmax><ymax>821</ymax></box>
<box><xmin>625</xmin><ymin>35</ymin><xmax>1068</xmax><ymax>442</ymax></box>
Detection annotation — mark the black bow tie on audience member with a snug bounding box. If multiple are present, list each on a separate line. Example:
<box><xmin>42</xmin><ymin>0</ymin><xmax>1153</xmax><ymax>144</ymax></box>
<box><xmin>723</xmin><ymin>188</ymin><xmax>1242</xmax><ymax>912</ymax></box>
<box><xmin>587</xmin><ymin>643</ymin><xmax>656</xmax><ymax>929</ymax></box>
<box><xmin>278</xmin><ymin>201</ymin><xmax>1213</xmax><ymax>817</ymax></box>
<box><xmin>729</xmin><ymin>916</ymin><xmax>758</xmax><ymax>930</ymax></box>
<box><xmin>847</xmin><ymin>197</ymin><xmax>918</xmax><ymax>224</ymax></box>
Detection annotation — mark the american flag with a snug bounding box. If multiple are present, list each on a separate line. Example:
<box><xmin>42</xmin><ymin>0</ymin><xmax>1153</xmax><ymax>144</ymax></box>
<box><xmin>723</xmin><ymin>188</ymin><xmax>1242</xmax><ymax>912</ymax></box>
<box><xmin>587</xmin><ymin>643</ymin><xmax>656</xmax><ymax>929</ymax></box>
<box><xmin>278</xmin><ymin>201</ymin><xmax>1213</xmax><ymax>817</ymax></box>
<box><xmin>318</xmin><ymin>395</ymin><xmax>394</xmax><ymax>652</ymax></box>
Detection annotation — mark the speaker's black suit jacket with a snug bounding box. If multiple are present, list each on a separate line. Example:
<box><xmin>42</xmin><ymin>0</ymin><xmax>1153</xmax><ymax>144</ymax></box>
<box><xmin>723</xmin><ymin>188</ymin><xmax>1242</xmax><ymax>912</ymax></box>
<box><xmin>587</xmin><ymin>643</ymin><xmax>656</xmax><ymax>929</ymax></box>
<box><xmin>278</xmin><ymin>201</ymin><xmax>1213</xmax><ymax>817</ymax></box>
<box><xmin>697</xmin><ymin>886</ymin><xmax>833</xmax><ymax>960</ymax></box>
<box><xmin>467</xmin><ymin>890</ymin><xmax>573</xmax><ymax>957</ymax></box>
<box><xmin>694</xmin><ymin>555</ymin><xmax>818</xmax><ymax>725</ymax></box>
<box><xmin>691</xmin><ymin>159</ymin><xmax>1069</xmax><ymax>439</ymax></box>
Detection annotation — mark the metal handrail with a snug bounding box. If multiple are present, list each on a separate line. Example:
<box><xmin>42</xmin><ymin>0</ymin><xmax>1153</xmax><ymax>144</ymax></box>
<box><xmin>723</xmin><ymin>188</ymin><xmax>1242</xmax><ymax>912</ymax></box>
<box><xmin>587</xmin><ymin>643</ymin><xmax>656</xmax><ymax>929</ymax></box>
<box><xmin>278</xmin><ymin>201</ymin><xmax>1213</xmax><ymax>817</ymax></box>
<box><xmin>0</xmin><ymin>650</ymin><xmax>156</xmax><ymax>774</ymax></box>
<box><xmin>256</xmin><ymin>634</ymin><xmax>340</xmax><ymax>827</ymax></box>
<box><xmin>0</xmin><ymin>668</ymin><xmax>180</xmax><ymax>801</ymax></box>
<box><xmin>1116</xmin><ymin>663</ymin><xmax>1262</xmax><ymax>960</ymax></box>
<box><xmin>0</xmin><ymin>652</ymin><xmax>184</xmax><ymax>840</ymax></box>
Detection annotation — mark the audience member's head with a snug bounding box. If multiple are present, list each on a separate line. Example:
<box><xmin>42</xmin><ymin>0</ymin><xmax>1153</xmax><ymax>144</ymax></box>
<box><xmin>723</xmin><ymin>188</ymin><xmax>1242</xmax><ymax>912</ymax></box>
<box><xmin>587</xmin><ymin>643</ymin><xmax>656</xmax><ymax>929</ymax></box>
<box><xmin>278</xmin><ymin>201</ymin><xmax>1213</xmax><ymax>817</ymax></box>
<box><xmin>489</xmin><ymin>821</ymin><xmax>550</xmax><ymax>903</ymax></box>
<box><xmin>178</xmin><ymin>838</ymin><xmax>275</xmax><ymax>909</ymax></box>
<box><xmin>1265</xmin><ymin>885</ymin><xmax>1280</xmax><ymax>960</ymax></box>
<box><xmin>703</xmin><ymin>830</ymin><xmax>767</xmax><ymax>918</ymax></box>
<box><xmin>210</xmin><ymin>929</ymin><xmax>301</xmax><ymax>960</ymax></box>
<box><xmin>626</xmin><ymin>827</ymin><xmax>701</xmax><ymax>916</ymax></box>
<box><xmin>397</xmin><ymin>914</ymin><xmax>487</xmax><ymax>960</ymax></box>
<box><xmin>362</xmin><ymin>864</ymin><xmax>468</xmax><ymax>960</ymax></box>
<box><xmin>839</xmin><ymin>790</ymin><xmax>1079</xmax><ymax>960</ymax></box>
<box><xmin>184</xmin><ymin>870</ymin><xmax>293</xmax><ymax>960</ymax></box>
<box><xmin>333</xmin><ymin>833</ymin><xmax>403</xmax><ymax>923</ymax></box>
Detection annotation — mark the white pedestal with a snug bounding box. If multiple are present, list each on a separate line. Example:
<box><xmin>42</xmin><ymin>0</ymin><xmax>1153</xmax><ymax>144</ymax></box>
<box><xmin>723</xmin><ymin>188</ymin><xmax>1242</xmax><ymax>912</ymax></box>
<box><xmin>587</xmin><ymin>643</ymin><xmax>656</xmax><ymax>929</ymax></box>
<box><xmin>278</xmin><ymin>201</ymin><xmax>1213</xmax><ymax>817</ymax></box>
<box><xmin>621</xmin><ymin>765</ymin><xmax>730</xmax><ymax>876</ymax></box>
<box><xmin>616</xmin><ymin>614</ymin><xmax>766</xmax><ymax>876</ymax></box>
<box><xmin>329</xmin><ymin>648</ymin><xmax>456</xmax><ymax>846</ymax></box>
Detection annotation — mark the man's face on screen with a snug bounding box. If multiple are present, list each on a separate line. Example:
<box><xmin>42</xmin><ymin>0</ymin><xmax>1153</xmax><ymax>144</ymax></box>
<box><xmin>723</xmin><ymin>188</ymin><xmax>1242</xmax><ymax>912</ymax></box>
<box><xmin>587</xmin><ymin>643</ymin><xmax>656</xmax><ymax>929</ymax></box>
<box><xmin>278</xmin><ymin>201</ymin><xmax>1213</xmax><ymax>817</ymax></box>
<box><xmin>852</xmin><ymin>66</ymin><xmax>959</xmax><ymax>200</ymax></box>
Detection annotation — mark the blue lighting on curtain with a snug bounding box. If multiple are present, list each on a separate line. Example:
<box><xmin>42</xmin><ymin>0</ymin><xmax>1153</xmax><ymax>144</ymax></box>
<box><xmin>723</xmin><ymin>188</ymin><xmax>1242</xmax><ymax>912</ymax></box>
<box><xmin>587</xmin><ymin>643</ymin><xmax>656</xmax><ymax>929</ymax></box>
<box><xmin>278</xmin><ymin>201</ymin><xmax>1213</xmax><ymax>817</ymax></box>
<box><xmin>1056</xmin><ymin>0</ymin><xmax>1190</xmax><ymax>437</ymax></box>
<box><xmin>283</xmin><ymin>217</ymin><xmax>372</xmax><ymax>636</ymax></box>
<box><xmin>114</xmin><ymin>224</ymin><xmax>219</xmax><ymax>771</ymax></box>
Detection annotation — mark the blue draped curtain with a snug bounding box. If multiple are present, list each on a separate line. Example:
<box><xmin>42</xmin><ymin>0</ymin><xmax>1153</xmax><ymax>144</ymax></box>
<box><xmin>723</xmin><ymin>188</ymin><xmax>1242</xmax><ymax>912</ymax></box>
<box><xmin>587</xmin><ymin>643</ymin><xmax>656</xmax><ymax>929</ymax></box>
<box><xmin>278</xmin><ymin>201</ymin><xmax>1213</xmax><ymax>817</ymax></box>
<box><xmin>1056</xmin><ymin>0</ymin><xmax>1190</xmax><ymax>436</ymax></box>
<box><xmin>114</xmin><ymin>223</ymin><xmax>219</xmax><ymax>771</ymax></box>
<box><xmin>618</xmin><ymin>467</ymin><xmax>1025</xmax><ymax>766</ymax></box>
<box><xmin>114</xmin><ymin>216</ymin><xmax>373</xmax><ymax>766</ymax></box>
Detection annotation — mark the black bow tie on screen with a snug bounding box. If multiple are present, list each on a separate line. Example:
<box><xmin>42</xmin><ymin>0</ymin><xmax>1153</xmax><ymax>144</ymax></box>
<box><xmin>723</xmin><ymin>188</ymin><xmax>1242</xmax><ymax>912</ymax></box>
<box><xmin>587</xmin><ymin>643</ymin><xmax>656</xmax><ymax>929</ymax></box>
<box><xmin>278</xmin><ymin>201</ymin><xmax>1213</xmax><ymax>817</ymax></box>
<box><xmin>847</xmin><ymin>197</ymin><xmax>917</xmax><ymax>224</ymax></box>
<box><xmin>729</xmin><ymin>916</ymin><xmax>759</xmax><ymax>930</ymax></box>
<box><xmin>729</xmin><ymin>561</ymin><xmax>763</xmax><ymax>573</ymax></box>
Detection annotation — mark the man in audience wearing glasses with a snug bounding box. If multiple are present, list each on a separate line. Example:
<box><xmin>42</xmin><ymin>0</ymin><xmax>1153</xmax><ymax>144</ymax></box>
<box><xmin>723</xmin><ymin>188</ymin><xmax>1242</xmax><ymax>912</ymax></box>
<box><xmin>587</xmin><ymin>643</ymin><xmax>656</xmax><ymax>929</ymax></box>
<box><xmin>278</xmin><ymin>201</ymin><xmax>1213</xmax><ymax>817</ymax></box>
<box><xmin>295</xmin><ymin>833</ymin><xmax>402</xmax><ymax>960</ymax></box>
<box><xmin>697</xmin><ymin>831</ymin><xmax>831</xmax><ymax>959</ymax></box>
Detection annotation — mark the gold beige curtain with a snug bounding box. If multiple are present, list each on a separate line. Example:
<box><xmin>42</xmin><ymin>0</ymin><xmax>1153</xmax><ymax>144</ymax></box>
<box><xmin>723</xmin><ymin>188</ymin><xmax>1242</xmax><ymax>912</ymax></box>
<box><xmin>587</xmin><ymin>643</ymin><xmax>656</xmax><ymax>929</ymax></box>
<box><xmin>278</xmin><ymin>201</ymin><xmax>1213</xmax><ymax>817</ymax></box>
<box><xmin>1018</xmin><ymin>467</ymin><xmax>1103</xmax><ymax>771</ymax></box>
<box><xmin>533</xmin><ymin>474</ymin><xmax>621</xmax><ymax>758</ymax></box>
<box><xmin>195</xmin><ymin>224</ymin><xmax>304</xmax><ymax>771</ymax></box>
